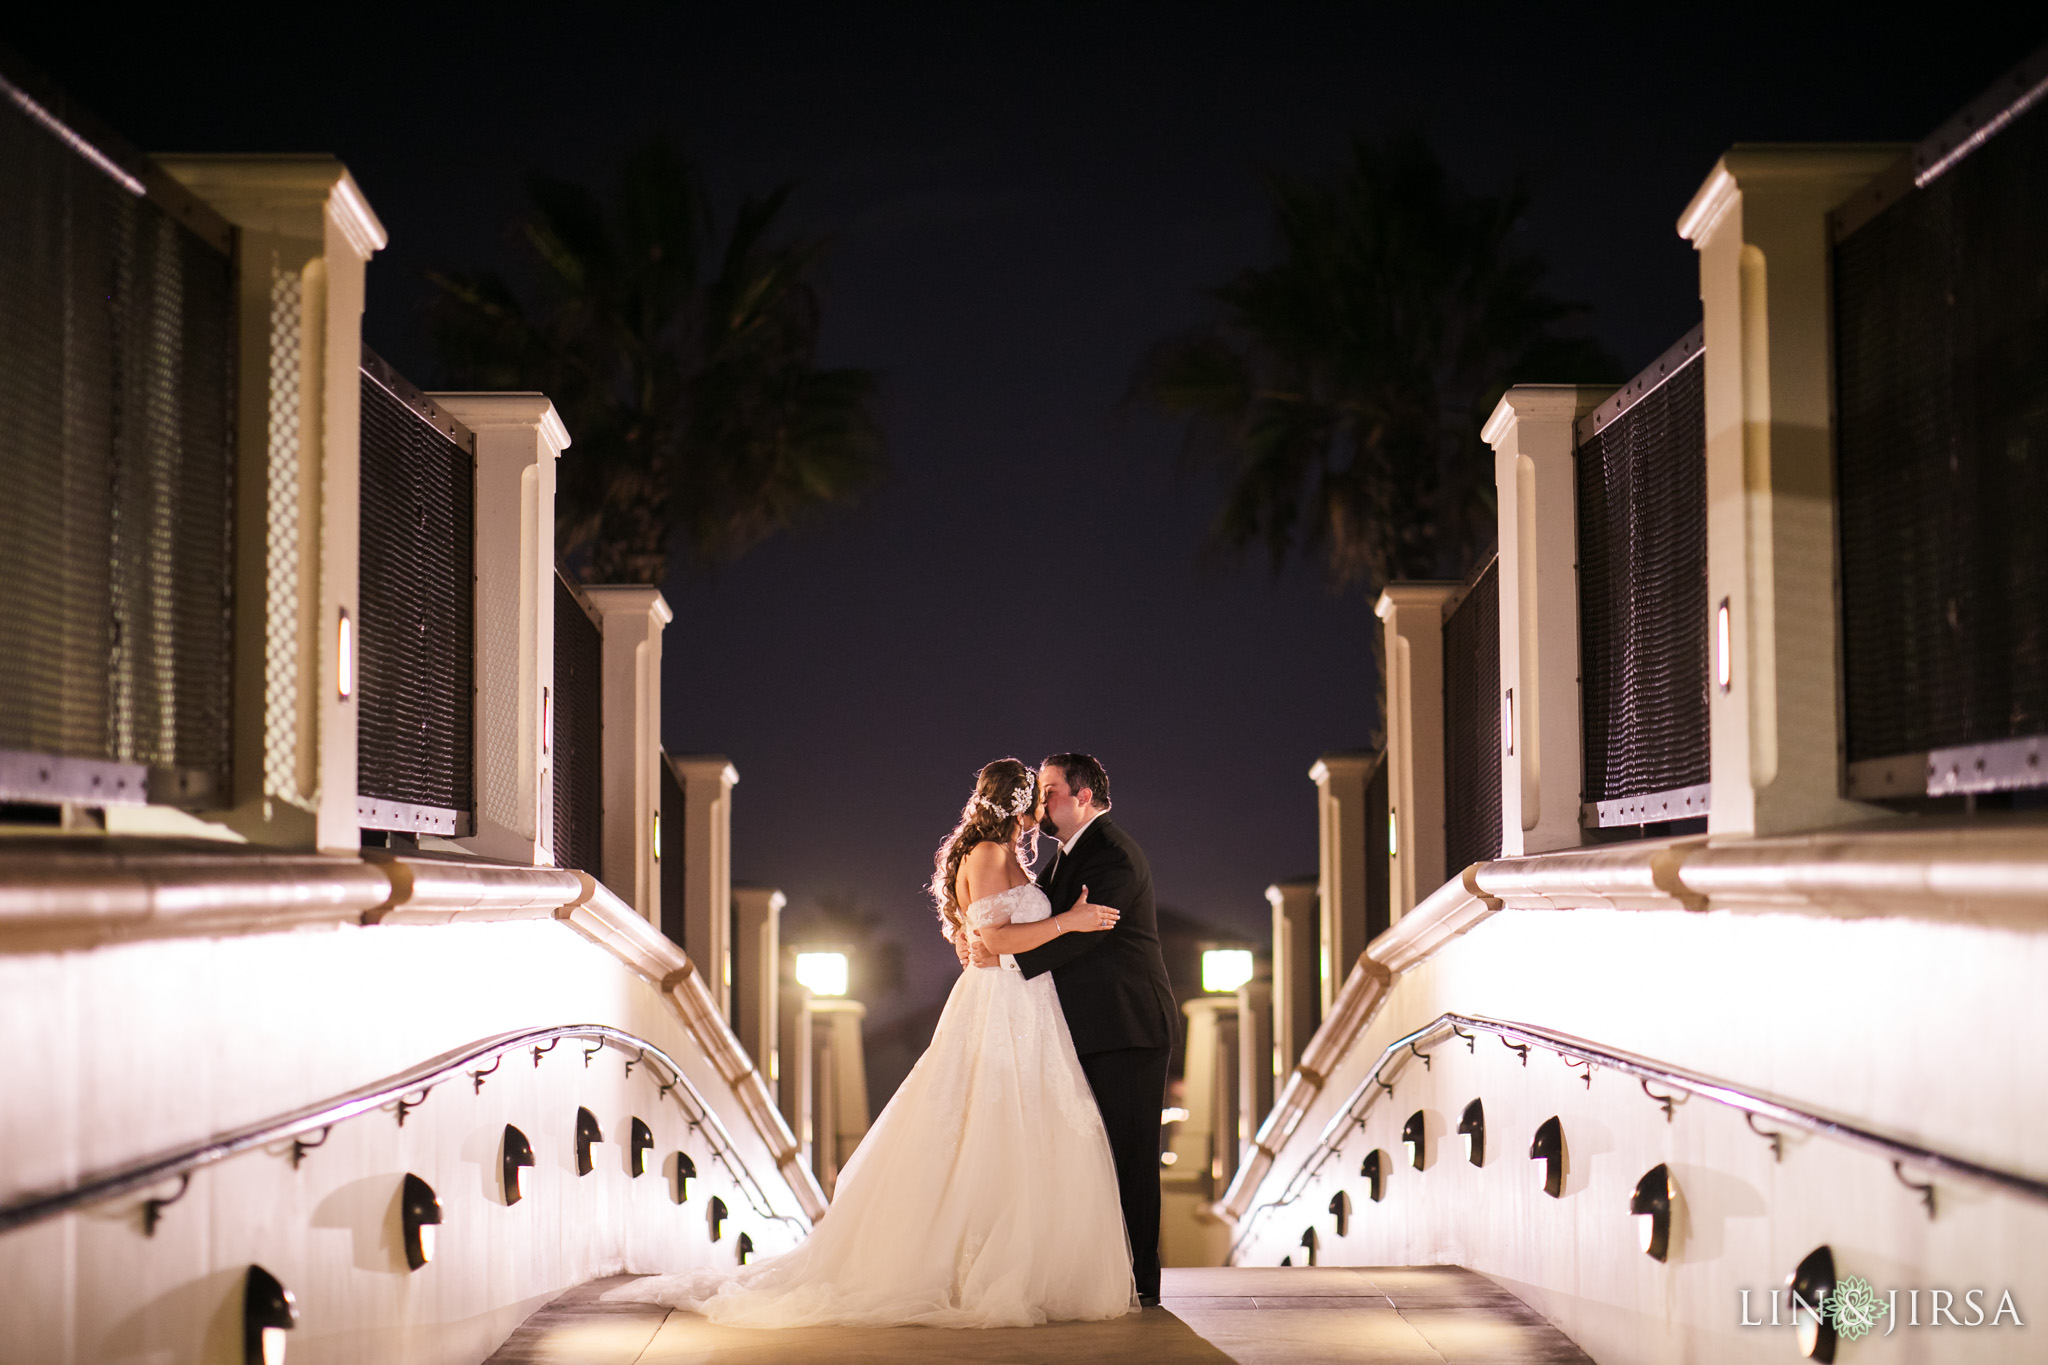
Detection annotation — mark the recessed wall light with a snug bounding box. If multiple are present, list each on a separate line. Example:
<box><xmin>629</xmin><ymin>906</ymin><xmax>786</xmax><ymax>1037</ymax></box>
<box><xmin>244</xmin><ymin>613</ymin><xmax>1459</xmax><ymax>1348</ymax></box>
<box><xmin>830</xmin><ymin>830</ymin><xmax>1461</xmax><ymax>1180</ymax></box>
<box><xmin>401</xmin><ymin>1174</ymin><xmax>441</xmax><ymax>1271</ymax></box>
<box><xmin>1530</xmin><ymin>1117</ymin><xmax>1564</xmax><ymax>1198</ymax></box>
<box><xmin>1328</xmin><ymin>1191</ymin><xmax>1350</xmax><ymax>1237</ymax></box>
<box><xmin>502</xmin><ymin>1125</ymin><xmax>535</xmax><ymax>1204</ymax></box>
<box><xmin>1360</xmin><ymin>1149</ymin><xmax>1386</xmax><ymax>1202</ymax></box>
<box><xmin>709</xmin><ymin>1195</ymin><xmax>728</xmax><ymax>1241</ymax></box>
<box><xmin>1631</xmin><ymin>1164</ymin><xmax>1674</xmax><ymax>1262</ymax></box>
<box><xmin>737</xmin><ymin>1232</ymin><xmax>755</xmax><ymax>1265</ymax></box>
<box><xmin>1788</xmin><ymin>1246</ymin><xmax>1837</xmax><ymax>1361</ymax></box>
<box><xmin>243</xmin><ymin>1265</ymin><xmax>297</xmax><ymax>1365</ymax></box>
<box><xmin>1402</xmin><ymin>1111</ymin><xmax>1426</xmax><ymax>1170</ymax></box>
<box><xmin>672</xmin><ymin>1151</ymin><xmax>697</xmax><ymax>1203</ymax></box>
<box><xmin>630</xmin><ymin>1118</ymin><xmax>654</xmax><ymax>1177</ymax></box>
<box><xmin>1458</xmin><ymin>1099</ymin><xmax>1486</xmax><ymax>1167</ymax></box>
<box><xmin>576</xmin><ymin>1107</ymin><xmax>604</xmax><ymax>1176</ymax></box>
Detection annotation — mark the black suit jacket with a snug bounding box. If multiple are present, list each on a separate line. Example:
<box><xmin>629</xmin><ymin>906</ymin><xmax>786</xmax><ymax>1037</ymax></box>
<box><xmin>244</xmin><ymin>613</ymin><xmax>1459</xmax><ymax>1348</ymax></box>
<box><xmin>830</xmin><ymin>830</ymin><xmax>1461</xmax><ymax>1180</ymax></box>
<box><xmin>1015</xmin><ymin>816</ymin><xmax>1178</xmax><ymax>1056</ymax></box>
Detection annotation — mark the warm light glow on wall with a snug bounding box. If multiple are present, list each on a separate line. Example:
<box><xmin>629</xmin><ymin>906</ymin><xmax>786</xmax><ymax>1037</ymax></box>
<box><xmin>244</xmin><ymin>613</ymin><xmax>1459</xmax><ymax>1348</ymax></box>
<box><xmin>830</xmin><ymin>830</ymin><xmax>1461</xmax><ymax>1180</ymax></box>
<box><xmin>541</xmin><ymin>685</ymin><xmax>551</xmax><ymax>753</ymax></box>
<box><xmin>1388</xmin><ymin>809</ymin><xmax>1399</xmax><ymax>858</ymax></box>
<box><xmin>337</xmin><ymin>609</ymin><xmax>354</xmax><ymax>700</ymax></box>
<box><xmin>1503</xmin><ymin>688</ymin><xmax>1515</xmax><ymax>756</ymax></box>
<box><xmin>1202</xmin><ymin>949</ymin><xmax>1255</xmax><ymax>993</ymax></box>
<box><xmin>1716</xmin><ymin>598</ymin><xmax>1732</xmax><ymax>692</ymax></box>
<box><xmin>795</xmin><ymin>952</ymin><xmax>848</xmax><ymax>997</ymax></box>
<box><xmin>652</xmin><ymin>812</ymin><xmax>661</xmax><ymax>861</ymax></box>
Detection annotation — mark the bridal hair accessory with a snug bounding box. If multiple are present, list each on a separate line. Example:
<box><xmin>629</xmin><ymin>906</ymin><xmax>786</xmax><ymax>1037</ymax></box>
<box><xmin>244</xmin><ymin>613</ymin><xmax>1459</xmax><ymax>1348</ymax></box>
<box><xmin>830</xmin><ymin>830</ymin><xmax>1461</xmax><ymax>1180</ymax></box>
<box><xmin>975</xmin><ymin>771</ymin><xmax>1036</xmax><ymax>820</ymax></box>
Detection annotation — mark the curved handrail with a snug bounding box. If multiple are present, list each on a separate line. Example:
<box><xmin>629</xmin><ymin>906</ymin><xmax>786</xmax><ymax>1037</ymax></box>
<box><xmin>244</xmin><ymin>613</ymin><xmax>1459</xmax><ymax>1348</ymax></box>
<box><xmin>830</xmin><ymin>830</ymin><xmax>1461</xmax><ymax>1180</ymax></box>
<box><xmin>0</xmin><ymin>1024</ymin><xmax>809</xmax><ymax>1237</ymax></box>
<box><xmin>1231</xmin><ymin>1010</ymin><xmax>2048</xmax><ymax>1257</ymax></box>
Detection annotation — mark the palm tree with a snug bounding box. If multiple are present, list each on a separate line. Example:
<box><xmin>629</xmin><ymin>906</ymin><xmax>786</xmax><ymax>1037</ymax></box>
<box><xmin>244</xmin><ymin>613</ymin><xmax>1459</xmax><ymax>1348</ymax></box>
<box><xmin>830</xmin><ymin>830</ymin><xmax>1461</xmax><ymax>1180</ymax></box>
<box><xmin>1135</xmin><ymin>135</ymin><xmax>1614</xmax><ymax>593</ymax></box>
<box><xmin>425</xmin><ymin>138</ymin><xmax>885</xmax><ymax>584</ymax></box>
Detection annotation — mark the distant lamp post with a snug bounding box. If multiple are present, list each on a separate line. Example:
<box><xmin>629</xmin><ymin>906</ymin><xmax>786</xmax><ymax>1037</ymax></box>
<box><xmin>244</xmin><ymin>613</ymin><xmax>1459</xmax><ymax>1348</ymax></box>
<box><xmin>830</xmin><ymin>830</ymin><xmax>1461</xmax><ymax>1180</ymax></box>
<box><xmin>502</xmin><ymin>1125</ymin><xmax>535</xmax><ymax>1204</ymax></box>
<box><xmin>1201</xmin><ymin>949</ymin><xmax>1255</xmax><ymax>994</ymax></box>
<box><xmin>244</xmin><ymin>1265</ymin><xmax>297</xmax><ymax>1365</ymax></box>
<box><xmin>400</xmin><ymin>1174</ymin><xmax>441</xmax><ymax>1270</ymax></box>
<box><xmin>794</xmin><ymin>951</ymin><xmax>849</xmax><ymax>997</ymax></box>
<box><xmin>1632</xmin><ymin>1164</ymin><xmax>1674</xmax><ymax>1262</ymax></box>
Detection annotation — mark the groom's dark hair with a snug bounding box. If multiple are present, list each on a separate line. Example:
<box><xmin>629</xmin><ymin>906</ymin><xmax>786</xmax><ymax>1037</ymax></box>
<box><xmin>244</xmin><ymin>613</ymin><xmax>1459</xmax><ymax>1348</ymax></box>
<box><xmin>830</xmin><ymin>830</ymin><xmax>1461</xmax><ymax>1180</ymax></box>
<box><xmin>1043</xmin><ymin>753</ymin><xmax>1111</xmax><ymax>809</ymax></box>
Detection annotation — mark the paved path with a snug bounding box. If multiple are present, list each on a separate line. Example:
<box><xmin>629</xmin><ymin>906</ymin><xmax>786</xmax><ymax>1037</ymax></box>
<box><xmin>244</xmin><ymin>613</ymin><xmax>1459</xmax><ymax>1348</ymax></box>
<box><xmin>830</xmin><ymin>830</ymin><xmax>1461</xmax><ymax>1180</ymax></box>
<box><xmin>485</xmin><ymin>1265</ymin><xmax>1593</xmax><ymax>1364</ymax></box>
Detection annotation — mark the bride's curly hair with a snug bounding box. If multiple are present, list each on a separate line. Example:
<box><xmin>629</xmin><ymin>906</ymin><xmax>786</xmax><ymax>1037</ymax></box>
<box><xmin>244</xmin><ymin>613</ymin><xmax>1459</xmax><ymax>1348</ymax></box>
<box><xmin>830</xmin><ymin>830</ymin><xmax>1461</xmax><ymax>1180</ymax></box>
<box><xmin>929</xmin><ymin>758</ymin><xmax>1038</xmax><ymax>942</ymax></box>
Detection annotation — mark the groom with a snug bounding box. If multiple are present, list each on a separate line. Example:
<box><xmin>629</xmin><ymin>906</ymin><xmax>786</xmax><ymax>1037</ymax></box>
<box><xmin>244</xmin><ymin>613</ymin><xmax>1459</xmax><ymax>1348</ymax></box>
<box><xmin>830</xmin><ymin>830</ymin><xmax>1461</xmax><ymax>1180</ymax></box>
<box><xmin>968</xmin><ymin>752</ymin><xmax>1176</xmax><ymax>1306</ymax></box>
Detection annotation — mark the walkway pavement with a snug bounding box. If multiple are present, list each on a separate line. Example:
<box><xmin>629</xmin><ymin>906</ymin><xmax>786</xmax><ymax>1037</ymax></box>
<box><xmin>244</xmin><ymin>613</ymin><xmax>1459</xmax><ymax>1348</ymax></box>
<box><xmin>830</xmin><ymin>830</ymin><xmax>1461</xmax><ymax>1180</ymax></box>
<box><xmin>484</xmin><ymin>1266</ymin><xmax>1593</xmax><ymax>1364</ymax></box>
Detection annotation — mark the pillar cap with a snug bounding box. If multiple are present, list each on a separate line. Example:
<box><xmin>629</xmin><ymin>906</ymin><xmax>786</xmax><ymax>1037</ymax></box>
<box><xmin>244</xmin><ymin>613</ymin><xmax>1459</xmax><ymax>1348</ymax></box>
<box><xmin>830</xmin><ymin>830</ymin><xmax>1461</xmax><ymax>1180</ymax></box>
<box><xmin>670</xmin><ymin>753</ymin><xmax>740</xmax><ymax>788</ymax></box>
<box><xmin>1374</xmin><ymin>580</ymin><xmax>1461</xmax><ymax>621</ymax></box>
<box><xmin>427</xmin><ymin>393</ymin><xmax>571</xmax><ymax>454</ymax></box>
<box><xmin>1309</xmin><ymin>752</ymin><xmax>1378</xmax><ymax>784</ymax></box>
<box><xmin>1480</xmin><ymin>385</ymin><xmax>1613</xmax><ymax>447</ymax></box>
<box><xmin>1678</xmin><ymin>143</ymin><xmax>1907</xmax><ymax>242</ymax></box>
<box><xmin>156</xmin><ymin>154</ymin><xmax>386</xmax><ymax>257</ymax></box>
<box><xmin>581</xmin><ymin>584</ymin><xmax>674</xmax><ymax>627</ymax></box>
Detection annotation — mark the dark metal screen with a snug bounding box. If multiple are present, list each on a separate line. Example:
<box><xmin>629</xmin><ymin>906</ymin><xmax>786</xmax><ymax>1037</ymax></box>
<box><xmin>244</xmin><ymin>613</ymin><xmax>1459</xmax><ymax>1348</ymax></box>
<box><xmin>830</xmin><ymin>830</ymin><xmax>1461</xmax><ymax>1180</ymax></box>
<box><xmin>553</xmin><ymin>574</ymin><xmax>604</xmax><ymax>875</ymax></box>
<box><xmin>0</xmin><ymin>63</ymin><xmax>235</xmax><ymax>807</ymax></box>
<box><xmin>1442</xmin><ymin>557</ymin><xmax>1501</xmax><ymax>877</ymax></box>
<box><xmin>1576</xmin><ymin>334</ymin><xmax>1710</xmax><ymax>820</ymax></box>
<box><xmin>1835</xmin><ymin>73</ymin><xmax>2048</xmax><ymax>778</ymax></box>
<box><xmin>355</xmin><ymin>352</ymin><xmax>475</xmax><ymax>831</ymax></box>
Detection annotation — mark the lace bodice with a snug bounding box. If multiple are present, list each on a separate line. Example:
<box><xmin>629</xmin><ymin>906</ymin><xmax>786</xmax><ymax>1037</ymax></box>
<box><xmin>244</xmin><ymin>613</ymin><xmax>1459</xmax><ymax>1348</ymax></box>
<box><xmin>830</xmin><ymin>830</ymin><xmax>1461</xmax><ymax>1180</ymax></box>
<box><xmin>965</xmin><ymin>882</ymin><xmax>1050</xmax><ymax>930</ymax></box>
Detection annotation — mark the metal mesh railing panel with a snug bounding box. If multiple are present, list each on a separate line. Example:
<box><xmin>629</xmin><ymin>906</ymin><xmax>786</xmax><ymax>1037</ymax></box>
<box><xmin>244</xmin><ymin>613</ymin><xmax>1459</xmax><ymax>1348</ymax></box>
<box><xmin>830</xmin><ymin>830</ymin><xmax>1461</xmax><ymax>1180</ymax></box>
<box><xmin>1836</xmin><ymin>96</ymin><xmax>2048</xmax><ymax>764</ymax></box>
<box><xmin>1442</xmin><ymin>558</ymin><xmax>1501</xmax><ymax>877</ymax></box>
<box><xmin>356</xmin><ymin>367</ymin><xmax>475</xmax><ymax>818</ymax></box>
<box><xmin>0</xmin><ymin>82</ymin><xmax>234</xmax><ymax>797</ymax></box>
<box><xmin>1577</xmin><ymin>350</ymin><xmax>1710</xmax><ymax>805</ymax></box>
<box><xmin>552</xmin><ymin>575</ymin><xmax>604</xmax><ymax>875</ymax></box>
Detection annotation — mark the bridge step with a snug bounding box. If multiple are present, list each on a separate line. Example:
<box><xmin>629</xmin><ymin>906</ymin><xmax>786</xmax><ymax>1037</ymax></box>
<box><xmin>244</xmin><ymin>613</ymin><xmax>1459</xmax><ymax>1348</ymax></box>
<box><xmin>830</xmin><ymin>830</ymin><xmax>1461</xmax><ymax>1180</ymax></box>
<box><xmin>485</xmin><ymin>1265</ymin><xmax>1591</xmax><ymax>1363</ymax></box>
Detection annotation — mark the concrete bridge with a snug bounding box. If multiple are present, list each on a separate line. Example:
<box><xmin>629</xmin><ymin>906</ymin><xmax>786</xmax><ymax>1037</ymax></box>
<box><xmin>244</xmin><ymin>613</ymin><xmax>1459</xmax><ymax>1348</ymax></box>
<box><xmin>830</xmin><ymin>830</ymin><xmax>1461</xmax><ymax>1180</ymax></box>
<box><xmin>488</xmin><ymin>1267</ymin><xmax>1590</xmax><ymax>1364</ymax></box>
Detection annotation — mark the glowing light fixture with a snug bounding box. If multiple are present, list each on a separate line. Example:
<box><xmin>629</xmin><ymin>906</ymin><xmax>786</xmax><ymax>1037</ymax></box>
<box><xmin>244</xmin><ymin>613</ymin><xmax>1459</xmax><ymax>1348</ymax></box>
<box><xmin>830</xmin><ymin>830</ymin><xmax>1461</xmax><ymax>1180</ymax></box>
<box><xmin>1162</xmin><ymin>1107</ymin><xmax>1190</xmax><ymax>1123</ymax></box>
<box><xmin>1202</xmin><ymin>949</ymin><xmax>1255</xmax><ymax>994</ymax></box>
<box><xmin>672</xmin><ymin>1151</ymin><xmax>697</xmax><ymax>1203</ymax></box>
<box><xmin>400</xmin><ymin>1174</ymin><xmax>441</xmax><ymax>1270</ymax></box>
<box><xmin>629</xmin><ymin>1118</ymin><xmax>654</xmax><ymax>1177</ymax></box>
<box><xmin>1159</xmin><ymin>1150</ymin><xmax>1179</xmax><ymax>1166</ymax></box>
<box><xmin>1787</xmin><ymin>1245</ymin><xmax>1837</xmax><ymax>1361</ymax></box>
<box><xmin>1631</xmin><ymin>1164</ymin><xmax>1674</xmax><ymax>1262</ymax></box>
<box><xmin>1530</xmin><ymin>1116</ymin><xmax>1564</xmax><ymax>1198</ymax></box>
<box><xmin>652</xmin><ymin>811</ymin><xmax>661</xmax><ymax>861</ymax></box>
<box><xmin>1328</xmin><ymin>1191</ymin><xmax>1350</xmax><ymax>1236</ymax></box>
<box><xmin>336</xmin><ymin>609</ymin><xmax>353</xmax><ymax>701</ymax></box>
<box><xmin>502</xmin><ymin>1124</ymin><xmax>535</xmax><ymax>1204</ymax></box>
<box><xmin>1716</xmin><ymin>598</ymin><xmax>1732</xmax><ymax>692</ymax></box>
<box><xmin>1401</xmin><ymin>1110</ymin><xmax>1426</xmax><ymax>1170</ymax></box>
<box><xmin>540</xmin><ymin>685</ymin><xmax>550</xmax><ymax>753</ymax></box>
<box><xmin>1458</xmin><ymin>1099</ymin><xmax>1486</xmax><ymax>1167</ymax></box>
<box><xmin>737</xmin><ymin>1232</ymin><xmax>755</xmax><ymax>1264</ymax></box>
<box><xmin>1360</xmin><ymin>1149</ymin><xmax>1386</xmax><ymax>1202</ymax></box>
<box><xmin>1503</xmin><ymin>689</ymin><xmax>1515</xmax><ymax>756</ymax></box>
<box><xmin>709</xmin><ymin>1195</ymin><xmax>728</xmax><ymax>1241</ymax></box>
<box><xmin>243</xmin><ymin>1264</ymin><xmax>297</xmax><ymax>1365</ymax></box>
<box><xmin>575</xmin><ymin>1107</ymin><xmax>604</xmax><ymax>1176</ymax></box>
<box><xmin>795</xmin><ymin>952</ymin><xmax>848</xmax><ymax>997</ymax></box>
<box><xmin>1388</xmin><ymin>809</ymin><xmax>1399</xmax><ymax>858</ymax></box>
<box><xmin>1298</xmin><ymin>1226</ymin><xmax>1319</xmax><ymax>1266</ymax></box>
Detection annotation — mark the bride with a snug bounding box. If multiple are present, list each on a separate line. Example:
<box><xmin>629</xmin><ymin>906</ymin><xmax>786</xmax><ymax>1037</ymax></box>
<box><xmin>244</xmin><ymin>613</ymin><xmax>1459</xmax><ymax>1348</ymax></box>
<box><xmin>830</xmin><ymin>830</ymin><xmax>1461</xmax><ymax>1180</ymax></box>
<box><xmin>612</xmin><ymin>757</ymin><xmax>1136</xmax><ymax>1327</ymax></box>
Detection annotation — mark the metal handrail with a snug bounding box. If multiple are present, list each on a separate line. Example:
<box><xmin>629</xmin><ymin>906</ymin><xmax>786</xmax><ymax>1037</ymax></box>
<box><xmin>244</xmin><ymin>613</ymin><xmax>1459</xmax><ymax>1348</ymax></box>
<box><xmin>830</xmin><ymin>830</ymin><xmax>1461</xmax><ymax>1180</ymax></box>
<box><xmin>0</xmin><ymin>1024</ymin><xmax>808</xmax><ymax>1237</ymax></box>
<box><xmin>1231</xmin><ymin>1010</ymin><xmax>2048</xmax><ymax>1257</ymax></box>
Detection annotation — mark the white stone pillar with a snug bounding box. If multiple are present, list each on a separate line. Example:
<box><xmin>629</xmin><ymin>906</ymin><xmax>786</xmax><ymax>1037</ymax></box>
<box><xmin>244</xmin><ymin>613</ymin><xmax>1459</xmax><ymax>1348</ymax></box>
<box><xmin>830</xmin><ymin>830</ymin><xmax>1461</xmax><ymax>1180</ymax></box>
<box><xmin>1235</xmin><ymin>975</ymin><xmax>1273</xmax><ymax>1165</ymax></box>
<box><xmin>582</xmin><ymin>587</ymin><xmax>672</xmax><ymax>918</ymax></box>
<box><xmin>672</xmin><ymin>754</ymin><xmax>739</xmax><ymax>1019</ymax></box>
<box><xmin>160</xmin><ymin>157</ymin><xmax>385</xmax><ymax>852</ymax></box>
<box><xmin>1482</xmin><ymin>386</ymin><xmax>1609</xmax><ymax>855</ymax></box>
<box><xmin>732</xmin><ymin>885</ymin><xmax>784</xmax><ymax>1080</ymax></box>
<box><xmin>1376</xmin><ymin>583</ymin><xmax>1458</xmax><ymax>914</ymax></box>
<box><xmin>1266</xmin><ymin>880</ymin><xmax>1318</xmax><ymax>1079</ymax></box>
<box><xmin>1309</xmin><ymin>754</ymin><xmax>1372</xmax><ymax>1015</ymax></box>
<box><xmin>1678</xmin><ymin>146</ymin><xmax>1904</xmax><ymax>837</ymax></box>
<box><xmin>430</xmin><ymin>395</ymin><xmax>570</xmax><ymax>866</ymax></box>
<box><xmin>808</xmin><ymin>997</ymin><xmax>869</xmax><ymax>1197</ymax></box>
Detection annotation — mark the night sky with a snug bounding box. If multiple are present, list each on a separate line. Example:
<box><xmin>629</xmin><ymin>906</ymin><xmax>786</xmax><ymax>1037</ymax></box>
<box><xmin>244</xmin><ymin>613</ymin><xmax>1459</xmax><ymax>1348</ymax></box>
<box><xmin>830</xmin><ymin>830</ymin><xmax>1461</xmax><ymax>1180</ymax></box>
<box><xmin>15</xmin><ymin>7</ymin><xmax>2043</xmax><ymax>1037</ymax></box>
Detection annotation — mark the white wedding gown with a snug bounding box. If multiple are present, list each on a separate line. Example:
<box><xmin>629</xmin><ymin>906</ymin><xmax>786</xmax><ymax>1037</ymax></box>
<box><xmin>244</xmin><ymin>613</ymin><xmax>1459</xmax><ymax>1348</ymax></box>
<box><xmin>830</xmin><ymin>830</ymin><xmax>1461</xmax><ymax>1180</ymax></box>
<box><xmin>610</xmin><ymin>882</ymin><xmax>1135</xmax><ymax>1327</ymax></box>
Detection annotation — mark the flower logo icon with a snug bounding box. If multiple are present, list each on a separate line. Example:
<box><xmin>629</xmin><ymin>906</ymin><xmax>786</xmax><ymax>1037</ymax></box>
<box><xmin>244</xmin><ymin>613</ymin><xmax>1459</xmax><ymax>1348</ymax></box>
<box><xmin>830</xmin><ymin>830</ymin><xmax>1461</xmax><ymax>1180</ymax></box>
<box><xmin>1825</xmin><ymin>1274</ymin><xmax>1887</xmax><ymax>1341</ymax></box>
